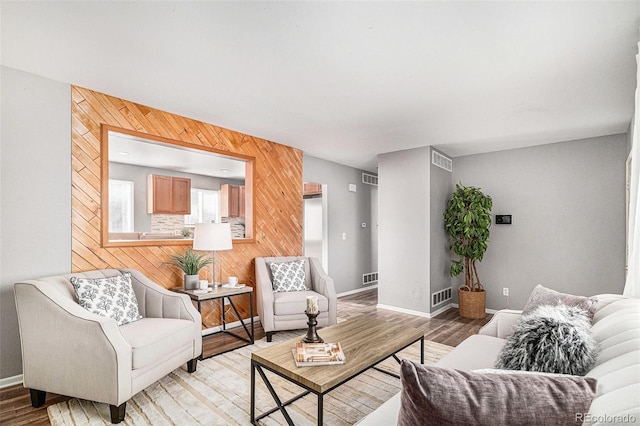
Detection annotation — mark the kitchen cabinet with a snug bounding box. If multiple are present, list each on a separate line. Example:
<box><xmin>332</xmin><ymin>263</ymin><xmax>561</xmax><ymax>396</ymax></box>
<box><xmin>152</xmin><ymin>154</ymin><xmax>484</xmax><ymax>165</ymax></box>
<box><xmin>239</xmin><ymin>186</ymin><xmax>246</xmax><ymax>217</ymax></box>
<box><xmin>303</xmin><ymin>182</ymin><xmax>322</xmax><ymax>196</ymax></box>
<box><xmin>221</xmin><ymin>184</ymin><xmax>245</xmax><ymax>217</ymax></box>
<box><xmin>147</xmin><ymin>174</ymin><xmax>191</xmax><ymax>214</ymax></box>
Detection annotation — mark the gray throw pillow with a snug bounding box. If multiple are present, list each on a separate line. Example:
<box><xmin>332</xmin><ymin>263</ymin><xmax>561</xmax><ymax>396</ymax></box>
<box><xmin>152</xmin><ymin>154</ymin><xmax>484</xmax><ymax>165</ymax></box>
<box><xmin>496</xmin><ymin>304</ymin><xmax>598</xmax><ymax>375</ymax></box>
<box><xmin>71</xmin><ymin>272</ymin><xmax>143</xmax><ymax>326</ymax></box>
<box><xmin>269</xmin><ymin>259</ymin><xmax>307</xmax><ymax>292</ymax></box>
<box><xmin>523</xmin><ymin>284</ymin><xmax>598</xmax><ymax>321</ymax></box>
<box><xmin>398</xmin><ymin>361</ymin><xmax>597</xmax><ymax>426</ymax></box>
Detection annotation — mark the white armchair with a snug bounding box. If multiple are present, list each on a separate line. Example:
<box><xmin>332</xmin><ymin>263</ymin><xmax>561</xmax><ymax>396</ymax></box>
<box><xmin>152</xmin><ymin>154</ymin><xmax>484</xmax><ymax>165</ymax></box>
<box><xmin>255</xmin><ymin>256</ymin><xmax>337</xmax><ymax>342</ymax></box>
<box><xmin>14</xmin><ymin>269</ymin><xmax>202</xmax><ymax>424</ymax></box>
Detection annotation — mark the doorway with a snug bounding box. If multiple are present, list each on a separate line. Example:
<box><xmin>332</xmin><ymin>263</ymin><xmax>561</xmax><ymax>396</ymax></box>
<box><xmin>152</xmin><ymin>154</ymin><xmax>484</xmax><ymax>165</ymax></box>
<box><xmin>303</xmin><ymin>182</ymin><xmax>328</xmax><ymax>272</ymax></box>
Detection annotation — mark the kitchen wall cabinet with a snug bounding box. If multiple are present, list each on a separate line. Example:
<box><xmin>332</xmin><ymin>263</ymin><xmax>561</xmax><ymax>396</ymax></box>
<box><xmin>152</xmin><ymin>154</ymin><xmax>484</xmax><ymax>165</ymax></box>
<box><xmin>239</xmin><ymin>186</ymin><xmax>246</xmax><ymax>217</ymax></box>
<box><xmin>147</xmin><ymin>174</ymin><xmax>191</xmax><ymax>214</ymax></box>
<box><xmin>303</xmin><ymin>182</ymin><xmax>322</xmax><ymax>196</ymax></box>
<box><xmin>221</xmin><ymin>183</ymin><xmax>245</xmax><ymax>217</ymax></box>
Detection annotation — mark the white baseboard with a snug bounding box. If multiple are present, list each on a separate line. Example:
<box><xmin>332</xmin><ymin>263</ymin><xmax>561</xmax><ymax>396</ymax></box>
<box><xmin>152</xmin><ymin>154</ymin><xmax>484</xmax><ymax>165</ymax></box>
<box><xmin>430</xmin><ymin>303</ymin><xmax>454</xmax><ymax>317</ymax></box>
<box><xmin>202</xmin><ymin>316</ymin><xmax>260</xmax><ymax>336</ymax></box>
<box><xmin>0</xmin><ymin>374</ymin><xmax>23</xmax><ymax>389</ymax></box>
<box><xmin>376</xmin><ymin>303</ymin><xmax>432</xmax><ymax>318</ymax></box>
<box><xmin>451</xmin><ymin>303</ymin><xmax>498</xmax><ymax>314</ymax></box>
<box><xmin>377</xmin><ymin>302</ymin><xmax>496</xmax><ymax>319</ymax></box>
<box><xmin>337</xmin><ymin>284</ymin><xmax>378</xmax><ymax>298</ymax></box>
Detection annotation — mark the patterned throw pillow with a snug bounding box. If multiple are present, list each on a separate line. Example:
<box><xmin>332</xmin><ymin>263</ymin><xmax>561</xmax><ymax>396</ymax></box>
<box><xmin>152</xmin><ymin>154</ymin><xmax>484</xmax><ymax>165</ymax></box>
<box><xmin>270</xmin><ymin>259</ymin><xmax>307</xmax><ymax>292</ymax></box>
<box><xmin>70</xmin><ymin>272</ymin><xmax>143</xmax><ymax>326</ymax></box>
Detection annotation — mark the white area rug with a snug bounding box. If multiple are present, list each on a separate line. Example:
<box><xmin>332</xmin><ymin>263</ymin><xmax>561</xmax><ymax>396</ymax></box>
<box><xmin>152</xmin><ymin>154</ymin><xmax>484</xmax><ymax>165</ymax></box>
<box><xmin>48</xmin><ymin>331</ymin><xmax>452</xmax><ymax>425</ymax></box>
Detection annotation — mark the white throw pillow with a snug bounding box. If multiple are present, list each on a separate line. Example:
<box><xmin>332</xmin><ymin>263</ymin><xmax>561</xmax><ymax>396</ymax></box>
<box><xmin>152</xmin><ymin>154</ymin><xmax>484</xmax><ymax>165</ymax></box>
<box><xmin>270</xmin><ymin>259</ymin><xmax>307</xmax><ymax>292</ymax></box>
<box><xmin>70</xmin><ymin>272</ymin><xmax>143</xmax><ymax>325</ymax></box>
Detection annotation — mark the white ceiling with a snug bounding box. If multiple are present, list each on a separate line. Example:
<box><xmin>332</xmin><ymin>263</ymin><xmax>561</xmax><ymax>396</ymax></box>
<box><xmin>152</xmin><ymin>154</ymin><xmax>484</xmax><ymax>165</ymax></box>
<box><xmin>109</xmin><ymin>131</ymin><xmax>247</xmax><ymax>180</ymax></box>
<box><xmin>2</xmin><ymin>1</ymin><xmax>638</xmax><ymax>172</ymax></box>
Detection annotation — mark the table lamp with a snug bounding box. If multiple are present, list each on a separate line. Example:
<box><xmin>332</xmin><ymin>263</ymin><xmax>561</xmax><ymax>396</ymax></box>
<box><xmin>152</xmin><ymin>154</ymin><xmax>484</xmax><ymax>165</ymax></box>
<box><xmin>192</xmin><ymin>222</ymin><xmax>233</xmax><ymax>287</ymax></box>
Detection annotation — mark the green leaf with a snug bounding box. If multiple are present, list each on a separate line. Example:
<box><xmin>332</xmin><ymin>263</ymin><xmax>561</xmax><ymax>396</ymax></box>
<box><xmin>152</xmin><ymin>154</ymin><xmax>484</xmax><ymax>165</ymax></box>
<box><xmin>450</xmin><ymin>260</ymin><xmax>464</xmax><ymax>277</ymax></box>
<box><xmin>165</xmin><ymin>249</ymin><xmax>213</xmax><ymax>275</ymax></box>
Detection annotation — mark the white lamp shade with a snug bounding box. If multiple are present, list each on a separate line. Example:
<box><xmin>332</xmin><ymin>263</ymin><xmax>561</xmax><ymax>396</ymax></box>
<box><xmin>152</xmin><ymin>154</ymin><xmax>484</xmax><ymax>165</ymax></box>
<box><xmin>192</xmin><ymin>223</ymin><xmax>233</xmax><ymax>251</ymax></box>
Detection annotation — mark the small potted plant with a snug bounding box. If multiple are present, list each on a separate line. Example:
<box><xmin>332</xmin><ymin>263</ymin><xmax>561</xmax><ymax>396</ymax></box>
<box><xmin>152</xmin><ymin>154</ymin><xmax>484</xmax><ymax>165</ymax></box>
<box><xmin>443</xmin><ymin>183</ymin><xmax>493</xmax><ymax>319</ymax></box>
<box><xmin>166</xmin><ymin>249</ymin><xmax>212</xmax><ymax>290</ymax></box>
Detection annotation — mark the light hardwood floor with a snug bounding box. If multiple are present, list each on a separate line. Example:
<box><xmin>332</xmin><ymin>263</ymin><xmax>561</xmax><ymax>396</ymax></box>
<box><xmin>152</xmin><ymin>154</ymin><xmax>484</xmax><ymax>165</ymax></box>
<box><xmin>0</xmin><ymin>288</ymin><xmax>490</xmax><ymax>425</ymax></box>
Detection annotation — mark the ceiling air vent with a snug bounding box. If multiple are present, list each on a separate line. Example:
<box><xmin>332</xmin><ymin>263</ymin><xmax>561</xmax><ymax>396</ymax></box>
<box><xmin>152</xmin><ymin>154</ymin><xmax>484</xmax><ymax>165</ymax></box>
<box><xmin>362</xmin><ymin>173</ymin><xmax>378</xmax><ymax>186</ymax></box>
<box><xmin>432</xmin><ymin>150</ymin><xmax>453</xmax><ymax>172</ymax></box>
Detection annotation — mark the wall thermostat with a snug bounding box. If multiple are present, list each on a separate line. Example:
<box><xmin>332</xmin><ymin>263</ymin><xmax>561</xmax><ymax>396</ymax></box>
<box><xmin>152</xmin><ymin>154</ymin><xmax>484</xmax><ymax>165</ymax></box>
<box><xmin>495</xmin><ymin>215</ymin><xmax>512</xmax><ymax>225</ymax></box>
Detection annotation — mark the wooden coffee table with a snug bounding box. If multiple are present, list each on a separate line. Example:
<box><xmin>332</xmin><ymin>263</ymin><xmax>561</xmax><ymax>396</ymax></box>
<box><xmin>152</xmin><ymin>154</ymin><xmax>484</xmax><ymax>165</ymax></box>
<box><xmin>250</xmin><ymin>315</ymin><xmax>424</xmax><ymax>425</ymax></box>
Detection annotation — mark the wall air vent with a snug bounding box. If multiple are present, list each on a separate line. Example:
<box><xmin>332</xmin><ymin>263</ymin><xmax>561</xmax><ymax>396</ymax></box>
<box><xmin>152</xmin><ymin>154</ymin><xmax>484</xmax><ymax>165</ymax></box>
<box><xmin>362</xmin><ymin>272</ymin><xmax>378</xmax><ymax>286</ymax></box>
<box><xmin>432</xmin><ymin>287</ymin><xmax>452</xmax><ymax>307</ymax></box>
<box><xmin>432</xmin><ymin>150</ymin><xmax>453</xmax><ymax>172</ymax></box>
<box><xmin>362</xmin><ymin>173</ymin><xmax>378</xmax><ymax>186</ymax></box>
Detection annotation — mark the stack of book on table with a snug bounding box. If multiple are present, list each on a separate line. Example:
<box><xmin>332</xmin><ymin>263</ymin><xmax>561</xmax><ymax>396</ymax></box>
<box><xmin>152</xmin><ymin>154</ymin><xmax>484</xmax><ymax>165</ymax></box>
<box><xmin>292</xmin><ymin>342</ymin><xmax>346</xmax><ymax>367</ymax></box>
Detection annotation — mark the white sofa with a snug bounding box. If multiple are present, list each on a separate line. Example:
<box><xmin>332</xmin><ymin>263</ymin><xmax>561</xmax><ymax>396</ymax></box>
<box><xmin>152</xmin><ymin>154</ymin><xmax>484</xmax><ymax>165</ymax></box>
<box><xmin>359</xmin><ymin>294</ymin><xmax>640</xmax><ymax>425</ymax></box>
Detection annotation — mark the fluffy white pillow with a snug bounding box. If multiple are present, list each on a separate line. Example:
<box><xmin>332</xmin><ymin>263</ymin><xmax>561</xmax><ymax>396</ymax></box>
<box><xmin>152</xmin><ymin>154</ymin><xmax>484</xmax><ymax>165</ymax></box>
<box><xmin>495</xmin><ymin>304</ymin><xmax>598</xmax><ymax>375</ymax></box>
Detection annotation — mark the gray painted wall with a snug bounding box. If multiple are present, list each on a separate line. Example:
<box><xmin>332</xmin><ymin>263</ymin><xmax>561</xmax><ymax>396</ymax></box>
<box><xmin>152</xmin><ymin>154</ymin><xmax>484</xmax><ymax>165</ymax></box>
<box><xmin>429</xmin><ymin>149</ymin><xmax>454</xmax><ymax>312</ymax></box>
<box><xmin>378</xmin><ymin>147</ymin><xmax>431</xmax><ymax>313</ymax></box>
<box><xmin>1</xmin><ymin>66</ymin><xmax>72</xmax><ymax>379</ymax></box>
<box><xmin>303</xmin><ymin>155</ymin><xmax>374</xmax><ymax>294</ymax></box>
<box><xmin>452</xmin><ymin>134</ymin><xmax>628</xmax><ymax>311</ymax></box>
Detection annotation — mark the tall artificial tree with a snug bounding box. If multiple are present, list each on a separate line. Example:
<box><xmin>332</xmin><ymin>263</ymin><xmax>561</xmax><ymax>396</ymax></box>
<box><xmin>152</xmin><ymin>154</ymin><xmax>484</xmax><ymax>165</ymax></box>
<box><xmin>443</xmin><ymin>183</ymin><xmax>493</xmax><ymax>292</ymax></box>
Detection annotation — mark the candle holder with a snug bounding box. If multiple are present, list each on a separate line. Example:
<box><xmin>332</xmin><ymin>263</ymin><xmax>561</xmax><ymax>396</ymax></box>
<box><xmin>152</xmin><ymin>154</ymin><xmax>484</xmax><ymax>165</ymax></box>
<box><xmin>302</xmin><ymin>311</ymin><xmax>324</xmax><ymax>343</ymax></box>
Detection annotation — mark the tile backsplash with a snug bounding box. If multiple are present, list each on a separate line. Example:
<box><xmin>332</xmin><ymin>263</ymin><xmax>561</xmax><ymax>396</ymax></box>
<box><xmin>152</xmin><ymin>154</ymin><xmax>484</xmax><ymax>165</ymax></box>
<box><xmin>222</xmin><ymin>216</ymin><xmax>246</xmax><ymax>238</ymax></box>
<box><xmin>150</xmin><ymin>214</ymin><xmax>245</xmax><ymax>239</ymax></box>
<box><xmin>151</xmin><ymin>214</ymin><xmax>185</xmax><ymax>234</ymax></box>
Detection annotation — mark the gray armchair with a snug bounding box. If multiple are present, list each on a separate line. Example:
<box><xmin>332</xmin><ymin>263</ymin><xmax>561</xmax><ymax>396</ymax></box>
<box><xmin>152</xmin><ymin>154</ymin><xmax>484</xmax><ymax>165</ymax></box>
<box><xmin>255</xmin><ymin>256</ymin><xmax>337</xmax><ymax>342</ymax></box>
<box><xmin>14</xmin><ymin>269</ymin><xmax>202</xmax><ymax>424</ymax></box>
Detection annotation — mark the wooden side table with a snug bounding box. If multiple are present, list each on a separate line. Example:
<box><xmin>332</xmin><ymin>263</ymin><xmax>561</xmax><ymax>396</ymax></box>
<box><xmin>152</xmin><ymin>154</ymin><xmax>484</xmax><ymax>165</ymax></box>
<box><xmin>172</xmin><ymin>285</ymin><xmax>254</xmax><ymax>359</ymax></box>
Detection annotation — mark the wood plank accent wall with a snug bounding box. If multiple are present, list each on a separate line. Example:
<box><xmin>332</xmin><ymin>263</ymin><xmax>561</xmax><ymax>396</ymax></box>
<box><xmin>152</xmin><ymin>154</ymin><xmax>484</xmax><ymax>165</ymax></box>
<box><xmin>71</xmin><ymin>86</ymin><xmax>303</xmax><ymax>328</ymax></box>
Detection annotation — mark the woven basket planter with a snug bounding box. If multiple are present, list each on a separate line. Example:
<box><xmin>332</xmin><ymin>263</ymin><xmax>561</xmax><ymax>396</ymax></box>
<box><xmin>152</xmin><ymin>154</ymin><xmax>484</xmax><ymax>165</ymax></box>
<box><xmin>458</xmin><ymin>288</ymin><xmax>486</xmax><ymax>319</ymax></box>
